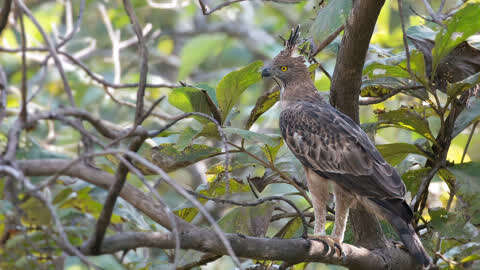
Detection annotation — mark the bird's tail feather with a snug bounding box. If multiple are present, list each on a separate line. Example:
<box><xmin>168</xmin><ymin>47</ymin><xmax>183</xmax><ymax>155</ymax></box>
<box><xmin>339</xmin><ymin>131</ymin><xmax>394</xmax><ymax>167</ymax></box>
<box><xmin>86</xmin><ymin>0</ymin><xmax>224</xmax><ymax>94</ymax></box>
<box><xmin>370</xmin><ymin>198</ymin><xmax>432</xmax><ymax>267</ymax></box>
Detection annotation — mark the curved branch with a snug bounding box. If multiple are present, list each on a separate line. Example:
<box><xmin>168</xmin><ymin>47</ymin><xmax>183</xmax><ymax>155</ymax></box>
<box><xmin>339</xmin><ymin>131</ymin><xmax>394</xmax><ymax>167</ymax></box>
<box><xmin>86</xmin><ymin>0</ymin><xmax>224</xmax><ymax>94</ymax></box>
<box><xmin>94</xmin><ymin>230</ymin><xmax>419</xmax><ymax>270</ymax></box>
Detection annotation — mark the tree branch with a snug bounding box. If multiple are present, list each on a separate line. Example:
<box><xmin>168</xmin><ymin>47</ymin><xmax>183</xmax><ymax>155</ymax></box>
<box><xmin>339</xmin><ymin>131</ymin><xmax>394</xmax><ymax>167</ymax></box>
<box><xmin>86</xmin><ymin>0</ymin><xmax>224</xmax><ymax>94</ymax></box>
<box><xmin>329</xmin><ymin>0</ymin><xmax>388</xmax><ymax>249</ymax></box>
<box><xmin>92</xmin><ymin>230</ymin><xmax>419</xmax><ymax>270</ymax></box>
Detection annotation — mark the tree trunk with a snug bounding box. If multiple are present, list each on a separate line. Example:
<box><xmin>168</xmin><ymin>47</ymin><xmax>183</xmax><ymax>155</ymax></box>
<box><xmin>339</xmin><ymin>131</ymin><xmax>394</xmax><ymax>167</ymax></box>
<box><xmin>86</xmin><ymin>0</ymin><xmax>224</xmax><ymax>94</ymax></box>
<box><xmin>329</xmin><ymin>0</ymin><xmax>387</xmax><ymax>249</ymax></box>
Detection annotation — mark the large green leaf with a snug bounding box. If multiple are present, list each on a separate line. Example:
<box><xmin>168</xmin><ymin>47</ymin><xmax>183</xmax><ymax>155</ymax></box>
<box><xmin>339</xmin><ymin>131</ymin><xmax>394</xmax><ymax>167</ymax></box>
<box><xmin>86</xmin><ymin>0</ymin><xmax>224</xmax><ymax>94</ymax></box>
<box><xmin>168</xmin><ymin>87</ymin><xmax>215</xmax><ymax>123</ymax></box>
<box><xmin>432</xmin><ymin>3</ymin><xmax>480</xmax><ymax>72</ymax></box>
<box><xmin>245</xmin><ymin>89</ymin><xmax>280</xmax><ymax>129</ymax></box>
<box><xmin>176</xmin><ymin>126</ymin><xmax>201</xmax><ymax>151</ymax></box>
<box><xmin>218</xmin><ymin>202</ymin><xmax>274</xmax><ymax>237</ymax></box>
<box><xmin>453</xmin><ymin>97</ymin><xmax>480</xmax><ymax>137</ymax></box>
<box><xmin>310</xmin><ymin>0</ymin><xmax>351</xmax><ymax>45</ymax></box>
<box><xmin>376</xmin><ymin>107</ymin><xmax>435</xmax><ymax>142</ymax></box>
<box><xmin>150</xmin><ymin>143</ymin><xmax>220</xmax><ymax>173</ymax></box>
<box><xmin>363</xmin><ymin>63</ymin><xmax>410</xmax><ymax>79</ymax></box>
<box><xmin>223</xmin><ymin>127</ymin><xmax>282</xmax><ymax>146</ymax></box>
<box><xmin>448</xmin><ymin>162</ymin><xmax>480</xmax><ymax>224</ymax></box>
<box><xmin>216</xmin><ymin>61</ymin><xmax>263</xmax><ymax>122</ymax></box>
<box><xmin>376</xmin><ymin>143</ymin><xmax>427</xmax><ymax>166</ymax></box>
<box><xmin>177</xmin><ymin>34</ymin><xmax>226</xmax><ymax>80</ymax></box>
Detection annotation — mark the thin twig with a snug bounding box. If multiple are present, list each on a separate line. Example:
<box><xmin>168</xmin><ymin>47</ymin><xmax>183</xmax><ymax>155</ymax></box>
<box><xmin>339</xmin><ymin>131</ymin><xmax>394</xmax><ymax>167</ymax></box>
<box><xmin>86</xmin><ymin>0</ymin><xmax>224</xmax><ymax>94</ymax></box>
<box><xmin>123</xmin><ymin>0</ymin><xmax>148</xmax><ymax>127</ymax></box>
<box><xmin>461</xmin><ymin>121</ymin><xmax>478</xmax><ymax>164</ymax></box>
<box><xmin>309</xmin><ymin>25</ymin><xmax>344</xmax><ymax>59</ymax></box>
<box><xmin>198</xmin><ymin>0</ymin><xmax>246</xmax><ymax>15</ymax></box>
<box><xmin>397</xmin><ymin>0</ymin><xmax>411</xmax><ymax>75</ymax></box>
<box><xmin>17</xmin><ymin>7</ymin><xmax>27</xmax><ymax>123</ymax></box>
<box><xmin>57</xmin><ymin>0</ymin><xmax>85</xmax><ymax>49</ymax></box>
<box><xmin>0</xmin><ymin>66</ymin><xmax>7</xmax><ymax>124</ymax></box>
<box><xmin>411</xmin><ymin>161</ymin><xmax>444</xmax><ymax>214</ymax></box>
<box><xmin>15</xmin><ymin>0</ymin><xmax>76</xmax><ymax>107</ymax></box>
<box><xmin>177</xmin><ymin>254</ymin><xmax>222</xmax><ymax>270</ymax></box>
<box><xmin>98</xmin><ymin>3</ymin><xmax>122</xmax><ymax>85</ymax></box>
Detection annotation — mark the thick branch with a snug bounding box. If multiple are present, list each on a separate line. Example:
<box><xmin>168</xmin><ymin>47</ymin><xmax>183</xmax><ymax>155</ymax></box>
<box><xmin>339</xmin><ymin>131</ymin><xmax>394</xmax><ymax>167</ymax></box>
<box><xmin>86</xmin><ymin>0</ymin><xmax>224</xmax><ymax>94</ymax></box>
<box><xmin>17</xmin><ymin>159</ymin><xmax>194</xmax><ymax>232</ymax></box>
<box><xmin>94</xmin><ymin>230</ymin><xmax>419</xmax><ymax>270</ymax></box>
<box><xmin>329</xmin><ymin>0</ymin><xmax>387</xmax><ymax>249</ymax></box>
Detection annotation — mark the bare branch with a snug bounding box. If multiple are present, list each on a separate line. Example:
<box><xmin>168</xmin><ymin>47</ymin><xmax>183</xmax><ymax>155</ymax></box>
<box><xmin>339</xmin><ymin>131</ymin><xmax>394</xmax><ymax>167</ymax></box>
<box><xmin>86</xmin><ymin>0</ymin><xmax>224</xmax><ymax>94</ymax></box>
<box><xmin>122</xmin><ymin>0</ymin><xmax>148</xmax><ymax>127</ymax></box>
<box><xmin>16</xmin><ymin>7</ymin><xmax>27</xmax><ymax>123</ymax></box>
<box><xmin>397</xmin><ymin>0</ymin><xmax>411</xmax><ymax>75</ymax></box>
<box><xmin>0</xmin><ymin>0</ymin><xmax>11</xmax><ymax>36</ymax></box>
<box><xmin>15</xmin><ymin>0</ymin><xmax>76</xmax><ymax>107</ymax></box>
<box><xmin>309</xmin><ymin>25</ymin><xmax>344</xmax><ymax>59</ymax></box>
<box><xmin>94</xmin><ymin>230</ymin><xmax>419</xmax><ymax>270</ymax></box>
<box><xmin>198</xmin><ymin>0</ymin><xmax>246</xmax><ymax>15</ymax></box>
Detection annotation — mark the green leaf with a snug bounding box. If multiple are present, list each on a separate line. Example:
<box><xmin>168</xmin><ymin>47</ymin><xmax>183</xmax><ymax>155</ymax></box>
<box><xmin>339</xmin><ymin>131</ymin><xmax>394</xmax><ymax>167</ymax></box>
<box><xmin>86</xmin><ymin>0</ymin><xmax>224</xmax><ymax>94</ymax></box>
<box><xmin>376</xmin><ymin>107</ymin><xmax>435</xmax><ymax>142</ymax></box>
<box><xmin>262</xmin><ymin>140</ymin><xmax>284</xmax><ymax>164</ymax></box>
<box><xmin>218</xmin><ymin>202</ymin><xmax>274</xmax><ymax>237</ymax></box>
<box><xmin>168</xmin><ymin>87</ymin><xmax>214</xmax><ymax>123</ymax></box>
<box><xmin>453</xmin><ymin>97</ymin><xmax>480</xmax><ymax>137</ymax></box>
<box><xmin>448</xmin><ymin>162</ymin><xmax>480</xmax><ymax>224</ymax></box>
<box><xmin>245</xmin><ymin>89</ymin><xmax>280</xmax><ymax>129</ymax></box>
<box><xmin>432</xmin><ymin>3</ymin><xmax>480</xmax><ymax>72</ymax></box>
<box><xmin>177</xmin><ymin>34</ymin><xmax>226</xmax><ymax>80</ymax></box>
<box><xmin>274</xmin><ymin>217</ymin><xmax>303</xmax><ymax>239</ymax></box>
<box><xmin>20</xmin><ymin>197</ymin><xmax>52</xmax><ymax>225</ymax></box>
<box><xmin>308</xmin><ymin>63</ymin><xmax>319</xmax><ymax>81</ymax></box>
<box><xmin>223</xmin><ymin>127</ymin><xmax>282</xmax><ymax>146</ymax></box>
<box><xmin>446</xmin><ymin>71</ymin><xmax>480</xmax><ymax>97</ymax></box>
<box><xmin>216</xmin><ymin>61</ymin><xmax>263</xmax><ymax>122</ymax></box>
<box><xmin>410</xmin><ymin>50</ymin><xmax>427</xmax><ymax>83</ymax></box>
<box><xmin>376</xmin><ymin>143</ymin><xmax>427</xmax><ymax>166</ymax></box>
<box><xmin>176</xmin><ymin>126</ymin><xmax>201</xmax><ymax>151</ymax></box>
<box><xmin>53</xmin><ymin>188</ymin><xmax>74</xmax><ymax>205</ymax></box>
<box><xmin>310</xmin><ymin>0</ymin><xmax>351</xmax><ymax>45</ymax></box>
<box><xmin>150</xmin><ymin>143</ymin><xmax>220</xmax><ymax>173</ymax></box>
<box><xmin>363</xmin><ymin>63</ymin><xmax>410</xmax><ymax>79</ymax></box>
<box><xmin>402</xmin><ymin>168</ymin><xmax>430</xmax><ymax>194</ymax></box>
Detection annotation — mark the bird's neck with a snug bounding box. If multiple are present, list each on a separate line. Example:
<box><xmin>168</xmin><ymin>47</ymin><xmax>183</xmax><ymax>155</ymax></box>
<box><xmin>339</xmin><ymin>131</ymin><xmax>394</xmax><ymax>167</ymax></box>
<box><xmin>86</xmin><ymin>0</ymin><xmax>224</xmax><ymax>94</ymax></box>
<box><xmin>280</xmin><ymin>79</ymin><xmax>324</xmax><ymax>109</ymax></box>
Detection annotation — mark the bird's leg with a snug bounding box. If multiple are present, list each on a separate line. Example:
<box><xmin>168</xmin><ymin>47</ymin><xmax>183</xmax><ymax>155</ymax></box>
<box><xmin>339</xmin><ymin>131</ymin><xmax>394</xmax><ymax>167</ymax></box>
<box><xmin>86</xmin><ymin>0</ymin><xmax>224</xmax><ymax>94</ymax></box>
<box><xmin>332</xmin><ymin>184</ymin><xmax>354</xmax><ymax>243</ymax></box>
<box><xmin>305</xmin><ymin>168</ymin><xmax>329</xmax><ymax>236</ymax></box>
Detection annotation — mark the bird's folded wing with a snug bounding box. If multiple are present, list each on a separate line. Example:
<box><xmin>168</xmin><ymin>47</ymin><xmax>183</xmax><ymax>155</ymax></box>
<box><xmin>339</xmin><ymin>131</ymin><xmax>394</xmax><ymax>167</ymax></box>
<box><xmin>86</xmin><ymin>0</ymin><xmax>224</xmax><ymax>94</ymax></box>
<box><xmin>280</xmin><ymin>102</ymin><xmax>405</xmax><ymax>199</ymax></box>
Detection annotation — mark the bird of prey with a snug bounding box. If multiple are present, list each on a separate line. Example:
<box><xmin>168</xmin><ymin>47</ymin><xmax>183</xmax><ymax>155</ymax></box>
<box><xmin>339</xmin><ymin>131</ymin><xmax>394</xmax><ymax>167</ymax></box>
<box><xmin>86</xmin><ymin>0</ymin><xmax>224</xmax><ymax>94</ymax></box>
<box><xmin>261</xmin><ymin>26</ymin><xmax>431</xmax><ymax>267</ymax></box>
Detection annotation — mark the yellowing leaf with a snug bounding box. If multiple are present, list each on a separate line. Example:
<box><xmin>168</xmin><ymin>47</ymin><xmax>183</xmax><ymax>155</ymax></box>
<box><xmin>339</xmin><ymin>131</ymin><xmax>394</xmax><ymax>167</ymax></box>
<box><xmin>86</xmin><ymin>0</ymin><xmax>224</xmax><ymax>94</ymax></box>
<box><xmin>157</xmin><ymin>38</ymin><xmax>174</xmax><ymax>55</ymax></box>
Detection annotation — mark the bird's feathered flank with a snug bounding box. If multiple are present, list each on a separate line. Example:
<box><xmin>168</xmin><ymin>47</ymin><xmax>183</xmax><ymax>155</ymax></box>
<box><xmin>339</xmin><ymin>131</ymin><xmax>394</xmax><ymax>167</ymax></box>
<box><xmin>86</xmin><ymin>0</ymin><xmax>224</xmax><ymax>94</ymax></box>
<box><xmin>280</xmin><ymin>101</ymin><xmax>406</xmax><ymax>200</ymax></box>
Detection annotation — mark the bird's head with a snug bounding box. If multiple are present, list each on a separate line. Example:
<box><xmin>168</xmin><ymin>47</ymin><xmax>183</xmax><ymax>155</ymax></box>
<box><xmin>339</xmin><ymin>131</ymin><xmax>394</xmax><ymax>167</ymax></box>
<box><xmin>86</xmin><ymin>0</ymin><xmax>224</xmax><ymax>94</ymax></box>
<box><xmin>261</xmin><ymin>26</ymin><xmax>309</xmax><ymax>86</ymax></box>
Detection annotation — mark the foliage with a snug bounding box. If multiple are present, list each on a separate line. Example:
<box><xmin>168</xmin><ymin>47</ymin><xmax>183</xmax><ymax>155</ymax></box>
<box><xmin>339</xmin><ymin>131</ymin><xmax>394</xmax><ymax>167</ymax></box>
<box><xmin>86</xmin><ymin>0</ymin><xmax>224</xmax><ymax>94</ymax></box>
<box><xmin>1</xmin><ymin>0</ymin><xmax>480</xmax><ymax>270</ymax></box>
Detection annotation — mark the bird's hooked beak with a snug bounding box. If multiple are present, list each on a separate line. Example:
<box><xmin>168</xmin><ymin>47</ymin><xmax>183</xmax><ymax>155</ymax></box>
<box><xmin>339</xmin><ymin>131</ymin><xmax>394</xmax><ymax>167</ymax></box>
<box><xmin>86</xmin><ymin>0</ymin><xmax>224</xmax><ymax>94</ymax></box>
<box><xmin>261</xmin><ymin>66</ymin><xmax>271</xmax><ymax>78</ymax></box>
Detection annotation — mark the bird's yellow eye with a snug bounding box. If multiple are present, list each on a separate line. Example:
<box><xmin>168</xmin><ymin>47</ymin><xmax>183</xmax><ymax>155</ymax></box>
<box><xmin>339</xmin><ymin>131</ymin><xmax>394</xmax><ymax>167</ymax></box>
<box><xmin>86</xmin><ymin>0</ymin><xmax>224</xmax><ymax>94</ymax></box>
<box><xmin>281</xmin><ymin>66</ymin><xmax>288</xmax><ymax>72</ymax></box>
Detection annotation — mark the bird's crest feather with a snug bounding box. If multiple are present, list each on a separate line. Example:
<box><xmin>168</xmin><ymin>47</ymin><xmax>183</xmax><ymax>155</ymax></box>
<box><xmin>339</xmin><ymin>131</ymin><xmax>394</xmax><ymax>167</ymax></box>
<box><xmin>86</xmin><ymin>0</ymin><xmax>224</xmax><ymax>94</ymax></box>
<box><xmin>280</xmin><ymin>25</ymin><xmax>300</xmax><ymax>57</ymax></box>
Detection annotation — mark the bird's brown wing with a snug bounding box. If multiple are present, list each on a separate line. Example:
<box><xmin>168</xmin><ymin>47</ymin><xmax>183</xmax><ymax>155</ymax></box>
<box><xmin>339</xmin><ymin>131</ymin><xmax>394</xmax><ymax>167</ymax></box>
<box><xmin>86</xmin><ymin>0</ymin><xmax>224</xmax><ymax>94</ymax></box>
<box><xmin>280</xmin><ymin>101</ymin><xmax>406</xmax><ymax>200</ymax></box>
